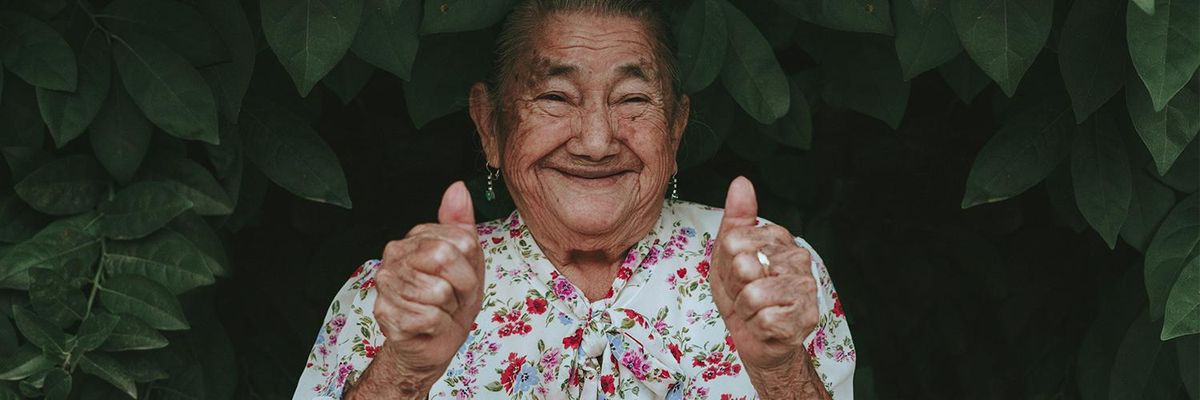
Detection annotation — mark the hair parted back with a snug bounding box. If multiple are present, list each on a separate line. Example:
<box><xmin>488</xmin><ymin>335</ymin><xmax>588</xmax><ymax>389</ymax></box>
<box><xmin>488</xmin><ymin>0</ymin><xmax>682</xmax><ymax>108</ymax></box>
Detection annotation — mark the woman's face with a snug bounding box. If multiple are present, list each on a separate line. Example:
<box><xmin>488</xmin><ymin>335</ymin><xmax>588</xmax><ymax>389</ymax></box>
<box><xmin>475</xmin><ymin>13</ymin><xmax>687</xmax><ymax>248</ymax></box>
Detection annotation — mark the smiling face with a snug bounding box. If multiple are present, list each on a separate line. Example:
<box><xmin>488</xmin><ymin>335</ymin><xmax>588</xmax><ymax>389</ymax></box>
<box><xmin>470</xmin><ymin>12</ymin><xmax>688</xmax><ymax>255</ymax></box>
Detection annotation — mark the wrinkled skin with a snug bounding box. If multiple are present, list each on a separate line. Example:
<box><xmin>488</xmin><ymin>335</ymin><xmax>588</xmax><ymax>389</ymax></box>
<box><xmin>349</xmin><ymin>12</ymin><xmax>827</xmax><ymax>400</ymax></box>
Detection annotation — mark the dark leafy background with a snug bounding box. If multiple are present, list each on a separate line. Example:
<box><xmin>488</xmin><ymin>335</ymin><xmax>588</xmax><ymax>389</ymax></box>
<box><xmin>0</xmin><ymin>0</ymin><xmax>1196</xmax><ymax>398</ymax></box>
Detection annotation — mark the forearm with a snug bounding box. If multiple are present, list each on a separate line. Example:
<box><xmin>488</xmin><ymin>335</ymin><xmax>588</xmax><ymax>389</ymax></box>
<box><xmin>342</xmin><ymin>345</ymin><xmax>440</xmax><ymax>400</ymax></box>
<box><xmin>746</xmin><ymin>353</ymin><xmax>831</xmax><ymax>400</ymax></box>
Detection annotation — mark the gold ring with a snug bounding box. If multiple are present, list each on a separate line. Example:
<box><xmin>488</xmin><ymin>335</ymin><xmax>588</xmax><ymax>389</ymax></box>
<box><xmin>756</xmin><ymin>250</ymin><xmax>771</xmax><ymax>271</ymax></box>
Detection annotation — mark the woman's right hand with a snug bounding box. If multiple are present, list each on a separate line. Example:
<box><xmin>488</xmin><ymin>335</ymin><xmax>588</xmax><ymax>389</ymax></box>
<box><xmin>348</xmin><ymin>182</ymin><xmax>485</xmax><ymax>398</ymax></box>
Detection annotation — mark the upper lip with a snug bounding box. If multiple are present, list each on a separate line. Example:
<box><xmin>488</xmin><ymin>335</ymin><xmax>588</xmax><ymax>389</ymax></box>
<box><xmin>550</xmin><ymin>166</ymin><xmax>634</xmax><ymax>179</ymax></box>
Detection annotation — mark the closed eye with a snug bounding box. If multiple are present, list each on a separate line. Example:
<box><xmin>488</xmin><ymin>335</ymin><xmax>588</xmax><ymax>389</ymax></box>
<box><xmin>538</xmin><ymin>93</ymin><xmax>568</xmax><ymax>102</ymax></box>
<box><xmin>621</xmin><ymin>96</ymin><xmax>650</xmax><ymax>104</ymax></box>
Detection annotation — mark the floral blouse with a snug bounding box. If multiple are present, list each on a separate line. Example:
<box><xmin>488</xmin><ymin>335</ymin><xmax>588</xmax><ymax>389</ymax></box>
<box><xmin>294</xmin><ymin>200</ymin><xmax>855</xmax><ymax>399</ymax></box>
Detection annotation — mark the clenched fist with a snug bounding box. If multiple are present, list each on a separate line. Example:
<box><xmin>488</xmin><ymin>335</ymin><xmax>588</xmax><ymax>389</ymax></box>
<box><xmin>348</xmin><ymin>182</ymin><xmax>485</xmax><ymax>398</ymax></box>
<box><xmin>709</xmin><ymin>177</ymin><xmax>829</xmax><ymax>399</ymax></box>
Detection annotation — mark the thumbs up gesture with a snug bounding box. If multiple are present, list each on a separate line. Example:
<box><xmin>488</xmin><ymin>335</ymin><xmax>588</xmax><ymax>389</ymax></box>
<box><xmin>370</xmin><ymin>181</ymin><xmax>485</xmax><ymax>378</ymax></box>
<box><xmin>709</xmin><ymin>177</ymin><xmax>823</xmax><ymax>390</ymax></box>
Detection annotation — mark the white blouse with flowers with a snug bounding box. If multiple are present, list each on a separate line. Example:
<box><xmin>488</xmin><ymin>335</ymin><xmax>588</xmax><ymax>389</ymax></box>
<box><xmin>294</xmin><ymin>200</ymin><xmax>855</xmax><ymax>400</ymax></box>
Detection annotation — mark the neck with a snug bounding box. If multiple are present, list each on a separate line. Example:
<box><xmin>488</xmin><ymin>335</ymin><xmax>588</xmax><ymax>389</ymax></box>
<box><xmin>521</xmin><ymin>209</ymin><xmax>661</xmax><ymax>301</ymax></box>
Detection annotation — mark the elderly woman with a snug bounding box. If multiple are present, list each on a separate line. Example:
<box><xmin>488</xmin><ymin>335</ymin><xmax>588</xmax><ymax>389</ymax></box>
<box><xmin>294</xmin><ymin>1</ymin><xmax>854</xmax><ymax>398</ymax></box>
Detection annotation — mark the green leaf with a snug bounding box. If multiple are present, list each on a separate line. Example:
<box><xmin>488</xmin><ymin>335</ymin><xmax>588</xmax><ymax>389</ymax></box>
<box><xmin>0</xmin><ymin>346</ymin><xmax>54</xmax><ymax>380</ymax></box>
<box><xmin>1157</xmin><ymin>138</ymin><xmax>1198</xmax><ymax>193</ymax></box>
<box><xmin>14</xmin><ymin>155</ymin><xmax>108</xmax><ymax>216</ymax></box>
<box><xmin>28</xmin><ymin>268</ymin><xmax>86</xmax><ymax>327</ymax></box>
<box><xmin>1133</xmin><ymin>0</ymin><xmax>1156</xmax><ymax>15</ymax></box>
<box><xmin>261</xmin><ymin>0</ymin><xmax>364</xmax><ymax>96</ymax></box>
<box><xmin>1127</xmin><ymin>74</ymin><xmax>1200</xmax><ymax>175</ymax></box>
<box><xmin>75</xmin><ymin>313</ymin><xmax>120</xmax><ymax>352</ymax></box>
<box><xmin>403</xmin><ymin>30</ymin><xmax>493</xmax><ymax>128</ymax></box>
<box><xmin>99</xmin><ymin>274</ymin><xmax>188</xmax><ymax>330</ymax></box>
<box><xmin>78</xmin><ymin>353</ymin><xmax>136</xmax><ymax>399</ymax></box>
<box><xmin>759</xmin><ymin>76</ymin><xmax>812</xmax><ymax>149</ymax></box>
<box><xmin>0</xmin><ymin>214</ymin><xmax>100</xmax><ymax>290</ymax></box>
<box><xmin>241</xmin><ymin>98</ymin><xmax>352</xmax><ymax>208</ymax></box>
<box><xmin>1121</xmin><ymin>171</ymin><xmax>1177</xmax><ymax>252</ymax></box>
<box><xmin>102</xmin><ymin>229</ymin><xmax>216</xmax><ymax>294</ymax></box>
<box><xmin>0</xmin><ymin>11</ymin><xmax>76</xmax><ymax>91</ymax></box>
<box><xmin>679</xmin><ymin>84</ymin><xmax>736</xmax><ymax>169</ymax></box>
<box><xmin>98</xmin><ymin>181</ymin><xmax>193</xmax><ymax>240</ymax></box>
<box><xmin>1</xmin><ymin>147</ymin><xmax>50</xmax><ymax>182</ymax></box>
<box><xmin>1127</xmin><ymin>0</ymin><xmax>1200</xmax><ymax>111</ymax></box>
<box><xmin>1110</xmin><ymin>311</ymin><xmax>1181</xmax><ymax>399</ymax></box>
<box><xmin>164</xmin><ymin>212</ymin><xmax>228</xmax><ymax>277</ymax></box>
<box><xmin>99</xmin><ymin>0</ymin><xmax>230</xmax><ymax>67</ymax></box>
<box><xmin>1144</xmin><ymin>194</ymin><xmax>1199</xmax><ymax>320</ymax></box>
<box><xmin>1178</xmin><ymin>335</ymin><xmax>1199</xmax><ymax>399</ymax></box>
<box><xmin>893</xmin><ymin>0</ymin><xmax>961</xmax><ymax>80</ymax></box>
<box><xmin>420</xmin><ymin>0</ymin><xmax>515</xmax><ymax>34</ymax></box>
<box><xmin>197</xmin><ymin>0</ymin><xmax>257</xmax><ymax>122</ymax></box>
<box><xmin>350</xmin><ymin>0</ymin><xmax>421</xmax><ymax>81</ymax></box>
<box><xmin>98</xmin><ymin>317</ymin><xmax>167</xmax><ymax>351</ymax></box>
<box><xmin>0</xmin><ymin>189</ymin><xmax>47</xmax><ymax>243</ymax></box>
<box><xmin>0</xmin><ymin>77</ymin><xmax>47</xmax><ymax>147</ymax></box>
<box><xmin>675</xmin><ymin>0</ymin><xmax>727</xmax><ymax>93</ymax></box>
<box><xmin>1070</xmin><ymin>113</ymin><xmax>1132</xmax><ymax>249</ymax></box>
<box><xmin>137</xmin><ymin>154</ymin><xmax>234</xmax><ymax>216</ymax></box>
<box><xmin>1163</xmin><ymin>254</ymin><xmax>1199</xmax><ymax>339</ymax></box>
<box><xmin>36</xmin><ymin>33</ymin><xmax>111</xmax><ymax>148</ymax></box>
<box><xmin>41</xmin><ymin>368</ymin><xmax>69</xmax><ymax>400</ymax></box>
<box><xmin>113</xmin><ymin>33</ymin><xmax>219</xmax><ymax>144</ymax></box>
<box><xmin>1058</xmin><ymin>0</ymin><xmax>1129</xmax><ymax>122</ymax></box>
<box><xmin>819</xmin><ymin>33</ymin><xmax>910</xmax><ymax>128</ymax></box>
<box><xmin>1046</xmin><ymin>165</ymin><xmax>1089</xmax><ymax>233</ymax></box>
<box><xmin>718</xmin><ymin>0</ymin><xmax>789</xmax><ymax>124</ymax></box>
<box><xmin>321</xmin><ymin>54</ymin><xmax>375</xmax><ymax>104</ymax></box>
<box><xmin>951</xmin><ymin>0</ymin><xmax>1053</xmax><ymax>96</ymax></box>
<box><xmin>89</xmin><ymin>82</ymin><xmax>152</xmax><ymax>183</ymax></box>
<box><xmin>961</xmin><ymin>96</ymin><xmax>1074</xmax><ymax>208</ymax></box>
<box><xmin>10</xmin><ymin>306</ymin><xmax>67</xmax><ymax>355</ymax></box>
<box><xmin>777</xmin><ymin>0</ymin><xmax>894</xmax><ymax>35</ymax></box>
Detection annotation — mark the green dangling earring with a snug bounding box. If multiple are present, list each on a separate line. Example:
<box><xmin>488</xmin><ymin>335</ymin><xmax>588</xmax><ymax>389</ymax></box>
<box><xmin>485</xmin><ymin>166</ymin><xmax>500</xmax><ymax>201</ymax></box>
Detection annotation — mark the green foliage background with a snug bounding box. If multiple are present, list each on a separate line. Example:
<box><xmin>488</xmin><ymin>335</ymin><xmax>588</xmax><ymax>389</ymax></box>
<box><xmin>0</xmin><ymin>0</ymin><xmax>1196</xmax><ymax>398</ymax></box>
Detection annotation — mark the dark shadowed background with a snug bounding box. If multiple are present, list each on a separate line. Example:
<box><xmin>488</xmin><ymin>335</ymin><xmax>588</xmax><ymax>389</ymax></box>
<box><xmin>0</xmin><ymin>0</ymin><xmax>1196</xmax><ymax>399</ymax></box>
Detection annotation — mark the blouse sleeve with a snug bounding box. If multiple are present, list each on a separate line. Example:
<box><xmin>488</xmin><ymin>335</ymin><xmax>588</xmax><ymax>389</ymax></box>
<box><xmin>795</xmin><ymin>238</ymin><xmax>856</xmax><ymax>399</ymax></box>
<box><xmin>292</xmin><ymin>260</ymin><xmax>386</xmax><ymax>400</ymax></box>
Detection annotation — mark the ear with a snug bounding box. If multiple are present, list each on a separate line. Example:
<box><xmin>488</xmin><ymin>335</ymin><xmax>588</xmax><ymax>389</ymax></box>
<box><xmin>670</xmin><ymin>94</ymin><xmax>690</xmax><ymax>153</ymax></box>
<box><xmin>469</xmin><ymin>82</ymin><xmax>502</xmax><ymax>168</ymax></box>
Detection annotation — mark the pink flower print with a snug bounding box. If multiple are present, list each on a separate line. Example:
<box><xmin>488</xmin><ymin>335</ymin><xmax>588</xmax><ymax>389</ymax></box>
<box><xmin>553</xmin><ymin>278</ymin><xmax>577</xmax><ymax>300</ymax></box>
<box><xmin>541</xmin><ymin>348</ymin><xmax>562</xmax><ymax>369</ymax></box>
<box><xmin>620</xmin><ymin>348</ymin><xmax>651</xmax><ymax>380</ymax></box>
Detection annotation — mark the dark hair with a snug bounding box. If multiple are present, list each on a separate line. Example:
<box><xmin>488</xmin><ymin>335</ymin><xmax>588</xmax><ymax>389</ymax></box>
<box><xmin>487</xmin><ymin>0</ymin><xmax>682</xmax><ymax>114</ymax></box>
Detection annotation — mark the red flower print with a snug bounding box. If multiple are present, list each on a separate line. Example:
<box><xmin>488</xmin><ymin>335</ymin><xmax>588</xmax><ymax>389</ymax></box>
<box><xmin>364</xmin><ymin>344</ymin><xmax>379</xmax><ymax>358</ymax></box>
<box><xmin>601</xmin><ymin>374</ymin><xmax>615</xmax><ymax>395</ymax></box>
<box><xmin>499</xmin><ymin>353</ymin><xmax>526</xmax><ymax>392</ymax></box>
<box><xmin>832</xmin><ymin>292</ymin><xmax>844</xmax><ymax>317</ymax></box>
<box><xmin>725</xmin><ymin>335</ymin><xmax>736</xmax><ymax>352</ymax></box>
<box><xmin>492</xmin><ymin>237</ymin><xmax>503</xmax><ymax>244</ymax></box>
<box><xmin>697</xmin><ymin>261</ymin><xmax>710</xmax><ymax>279</ymax></box>
<box><xmin>668</xmin><ymin>343</ymin><xmax>682</xmax><ymax>363</ymax></box>
<box><xmin>525</xmin><ymin>297</ymin><xmax>548</xmax><ymax>315</ymax></box>
<box><xmin>360</xmin><ymin>278</ymin><xmax>376</xmax><ymax>289</ymax></box>
<box><xmin>350</xmin><ymin>264</ymin><xmax>364</xmax><ymax>278</ymax></box>
<box><xmin>563</xmin><ymin>328</ymin><xmax>583</xmax><ymax>349</ymax></box>
<box><xmin>617</xmin><ymin>267</ymin><xmax>632</xmax><ymax>280</ymax></box>
<box><xmin>605</xmin><ymin>287</ymin><xmax>614</xmax><ymax>298</ymax></box>
<box><xmin>659</xmin><ymin>369</ymin><xmax>670</xmax><ymax>379</ymax></box>
<box><xmin>676</xmin><ymin>268</ymin><xmax>687</xmax><ymax>278</ymax></box>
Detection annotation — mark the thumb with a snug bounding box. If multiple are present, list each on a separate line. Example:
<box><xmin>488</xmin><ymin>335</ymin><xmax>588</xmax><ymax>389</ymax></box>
<box><xmin>438</xmin><ymin>181</ymin><xmax>476</xmax><ymax>228</ymax></box>
<box><xmin>718</xmin><ymin>176</ymin><xmax>758</xmax><ymax>233</ymax></box>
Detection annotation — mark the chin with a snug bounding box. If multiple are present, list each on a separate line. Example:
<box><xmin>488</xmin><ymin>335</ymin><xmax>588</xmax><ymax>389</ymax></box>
<box><xmin>550</xmin><ymin>197</ymin><xmax>630</xmax><ymax>236</ymax></box>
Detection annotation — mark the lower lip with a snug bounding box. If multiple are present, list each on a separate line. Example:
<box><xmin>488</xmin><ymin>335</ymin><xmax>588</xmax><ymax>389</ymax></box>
<box><xmin>551</xmin><ymin>169</ymin><xmax>631</xmax><ymax>188</ymax></box>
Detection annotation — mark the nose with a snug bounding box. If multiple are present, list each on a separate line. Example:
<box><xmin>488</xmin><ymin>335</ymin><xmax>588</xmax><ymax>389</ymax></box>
<box><xmin>567</xmin><ymin>102</ymin><xmax>620</xmax><ymax>161</ymax></box>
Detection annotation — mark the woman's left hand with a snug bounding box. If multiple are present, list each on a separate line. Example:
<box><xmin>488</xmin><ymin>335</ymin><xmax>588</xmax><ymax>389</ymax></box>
<box><xmin>709</xmin><ymin>177</ymin><xmax>828</xmax><ymax>398</ymax></box>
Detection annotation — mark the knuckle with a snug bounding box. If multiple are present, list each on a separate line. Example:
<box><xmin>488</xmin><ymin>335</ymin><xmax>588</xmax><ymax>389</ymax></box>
<box><xmin>383</xmin><ymin>240</ymin><xmax>407</xmax><ymax>261</ymax></box>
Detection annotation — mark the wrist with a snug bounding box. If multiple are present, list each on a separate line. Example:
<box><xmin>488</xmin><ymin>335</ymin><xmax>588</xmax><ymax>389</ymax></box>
<box><xmin>345</xmin><ymin>344</ymin><xmax>444</xmax><ymax>399</ymax></box>
<box><xmin>745</xmin><ymin>351</ymin><xmax>828</xmax><ymax>400</ymax></box>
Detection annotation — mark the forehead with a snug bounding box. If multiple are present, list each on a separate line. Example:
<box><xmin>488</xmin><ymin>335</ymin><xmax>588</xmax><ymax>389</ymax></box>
<box><xmin>526</xmin><ymin>13</ymin><xmax>660</xmax><ymax>79</ymax></box>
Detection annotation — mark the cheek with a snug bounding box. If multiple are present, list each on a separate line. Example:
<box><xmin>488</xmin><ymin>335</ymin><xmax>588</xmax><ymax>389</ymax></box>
<box><xmin>617</xmin><ymin>112</ymin><xmax>676</xmax><ymax>169</ymax></box>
